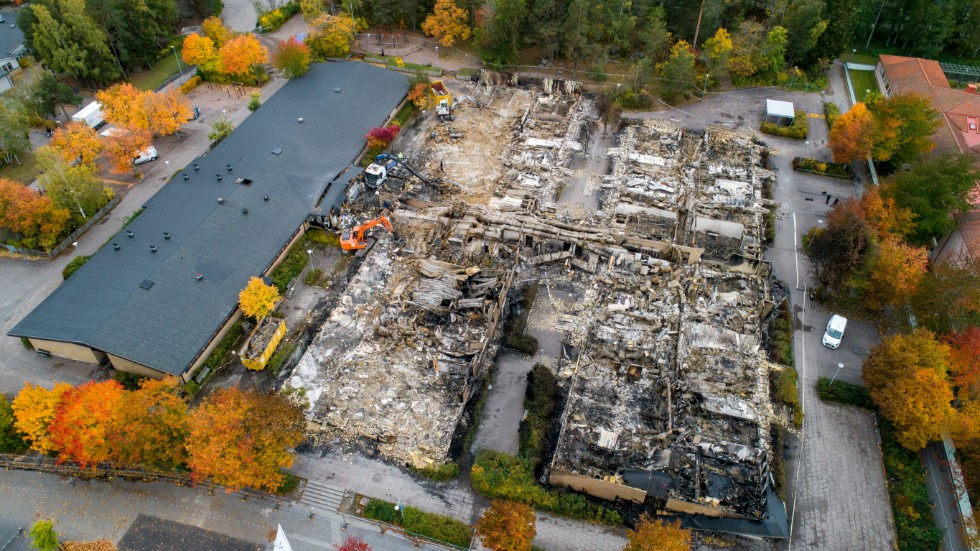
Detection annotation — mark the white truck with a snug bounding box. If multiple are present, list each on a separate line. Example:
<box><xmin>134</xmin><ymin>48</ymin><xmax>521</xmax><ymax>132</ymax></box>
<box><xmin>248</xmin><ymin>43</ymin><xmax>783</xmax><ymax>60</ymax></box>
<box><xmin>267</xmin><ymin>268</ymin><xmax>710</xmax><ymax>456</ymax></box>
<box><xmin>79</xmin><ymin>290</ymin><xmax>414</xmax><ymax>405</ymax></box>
<box><xmin>72</xmin><ymin>101</ymin><xmax>105</xmax><ymax>129</ymax></box>
<box><xmin>100</xmin><ymin>127</ymin><xmax>159</xmax><ymax>166</ymax></box>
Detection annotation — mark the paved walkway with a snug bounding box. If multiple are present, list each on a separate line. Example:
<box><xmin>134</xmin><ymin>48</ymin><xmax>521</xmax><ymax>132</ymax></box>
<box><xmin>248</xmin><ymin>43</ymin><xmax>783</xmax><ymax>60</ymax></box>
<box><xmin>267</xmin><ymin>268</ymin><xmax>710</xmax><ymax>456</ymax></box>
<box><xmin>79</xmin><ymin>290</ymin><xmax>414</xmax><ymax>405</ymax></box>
<box><xmin>0</xmin><ymin>469</ymin><xmax>441</xmax><ymax>551</ymax></box>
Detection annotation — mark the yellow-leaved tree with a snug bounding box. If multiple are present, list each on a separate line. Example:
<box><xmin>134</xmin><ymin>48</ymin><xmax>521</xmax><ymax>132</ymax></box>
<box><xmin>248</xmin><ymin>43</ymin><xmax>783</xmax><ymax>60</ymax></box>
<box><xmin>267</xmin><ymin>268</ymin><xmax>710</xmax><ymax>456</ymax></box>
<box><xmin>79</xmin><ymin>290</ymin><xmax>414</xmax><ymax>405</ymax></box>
<box><xmin>12</xmin><ymin>382</ymin><xmax>72</xmax><ymax>453</ymax></box>
<box><xmin>863</xmin><ymin>329</ymin><xmax>957</xmax><ymax>450</ymax></box>
<box><xmin>624</xmin><ymin>514</ymin><xmax>691</xmax><ymax>551</ymax></box>
<box><xmin>239</xmin><ymin>276</ymin><xmax>280</xmax><ymax>320</ymax></box>
<box><xmin>421</xmin><ymin>0</ymin><xmax>471</xmax><ymax>47</ymax></box>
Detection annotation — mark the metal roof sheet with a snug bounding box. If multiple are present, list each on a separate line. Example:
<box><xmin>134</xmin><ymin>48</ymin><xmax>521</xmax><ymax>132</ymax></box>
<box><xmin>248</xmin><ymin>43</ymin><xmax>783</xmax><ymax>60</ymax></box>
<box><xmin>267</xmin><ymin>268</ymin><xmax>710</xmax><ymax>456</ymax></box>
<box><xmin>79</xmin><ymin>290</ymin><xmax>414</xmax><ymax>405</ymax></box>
<box><xmin>9</xmin><ymin>62</ymin><xmax>409</xmax><ymax>375</ymax></box>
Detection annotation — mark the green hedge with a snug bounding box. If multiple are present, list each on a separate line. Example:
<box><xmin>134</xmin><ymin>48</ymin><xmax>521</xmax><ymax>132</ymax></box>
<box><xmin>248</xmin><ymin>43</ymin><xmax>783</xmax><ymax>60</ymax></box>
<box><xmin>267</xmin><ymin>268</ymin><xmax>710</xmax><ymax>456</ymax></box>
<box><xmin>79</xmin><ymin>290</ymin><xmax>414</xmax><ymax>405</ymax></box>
<box><xmin>270</xmin><ymin>243</ymin><xmax>309</xmax><ymax>293</ymax></box>
<box><xmin>814</xmin><ymin>378</ymin><xmax>941</xmax><ymax>550</ymax></box>
<box><xmin>815</xmin><ymin>377</ymin><xmax>874</xmax><ymax>409</ymax></box>
<box><xmin>519</xmin><ymin>364</ymin><xmax>559</xmax><ymax>470</ymax></box>
<box><xmin>471</xmin><ymin>450</ymin><xmax>623</xmax><ymax>525</ymax></box>
<box><xmin>824</xmin><ymin>102</ymin><xmax>840</xmax><ymax>130</ymax></box>
<box><xmin>362</xmin><ymin>499</ymin><xmax>471</xmax><ymax>547</ymax></box>
<box><xmin>410</xmin><ymin>462</ymin><xmax>461</xmax><ymax>481</ymax></box>
<box><xmin>760</xmin><ymin>110</ymin><xmax>808</xmax><ymax>140</ymax></box>
<box><xmin>771</xmin><ymin>367</ymin><xmax>803</xmax><ymax>429</ymax></box>
<box><xmin>62</xmin><ymin>255</ymin><xmax>91</xmax><ymax>280</ymax></box>
<box><xmin>792</xmin><ymin>157</ymin><xmax>853</xmax><ymax>180</ymax></box>
<box><xmin>392</xmin><ymin>103</ymin><xmax>416</xmax><ymax>127</ymax></box>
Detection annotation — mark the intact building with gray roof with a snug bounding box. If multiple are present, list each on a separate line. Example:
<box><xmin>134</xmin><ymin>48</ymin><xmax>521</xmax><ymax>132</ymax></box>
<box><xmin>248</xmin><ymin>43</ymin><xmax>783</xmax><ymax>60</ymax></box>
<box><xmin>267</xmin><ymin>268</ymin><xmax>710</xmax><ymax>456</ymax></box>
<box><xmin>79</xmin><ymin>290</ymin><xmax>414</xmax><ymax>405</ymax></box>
<box><xmin>9</xmin><ymin>62</ymin><xmax>409</xmax><ymax>379</ymax></box>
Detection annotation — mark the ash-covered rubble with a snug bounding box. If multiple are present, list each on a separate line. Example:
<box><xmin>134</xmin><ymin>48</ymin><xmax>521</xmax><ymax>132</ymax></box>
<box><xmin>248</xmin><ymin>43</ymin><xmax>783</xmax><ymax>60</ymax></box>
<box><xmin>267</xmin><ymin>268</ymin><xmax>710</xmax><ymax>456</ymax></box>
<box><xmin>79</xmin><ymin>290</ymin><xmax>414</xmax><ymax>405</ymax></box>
<box><xmin>287</xmin><ymin>75</ymin><xmax>781</xmax><ymax>527</ymax></box>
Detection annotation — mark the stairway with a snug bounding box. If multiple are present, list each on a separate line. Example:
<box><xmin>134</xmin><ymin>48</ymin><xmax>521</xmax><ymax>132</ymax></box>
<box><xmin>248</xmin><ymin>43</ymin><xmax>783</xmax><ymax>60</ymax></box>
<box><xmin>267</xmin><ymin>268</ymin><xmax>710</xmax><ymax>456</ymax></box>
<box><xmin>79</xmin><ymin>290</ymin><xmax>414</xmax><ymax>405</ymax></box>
<box><xmin>299</xmin><ymin>479</ymin><xmax>346</xmax><ymax>512</ymax></box>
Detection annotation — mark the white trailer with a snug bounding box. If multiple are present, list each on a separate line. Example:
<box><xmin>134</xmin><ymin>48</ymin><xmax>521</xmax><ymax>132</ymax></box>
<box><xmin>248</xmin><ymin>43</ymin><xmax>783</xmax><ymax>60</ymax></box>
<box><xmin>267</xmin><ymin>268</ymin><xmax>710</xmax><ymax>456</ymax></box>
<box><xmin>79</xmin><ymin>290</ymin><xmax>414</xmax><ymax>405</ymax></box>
<box><xmin>71</xmin><ymin>101</ymin><xmax>105</xmax><ymax>129</ymax></box>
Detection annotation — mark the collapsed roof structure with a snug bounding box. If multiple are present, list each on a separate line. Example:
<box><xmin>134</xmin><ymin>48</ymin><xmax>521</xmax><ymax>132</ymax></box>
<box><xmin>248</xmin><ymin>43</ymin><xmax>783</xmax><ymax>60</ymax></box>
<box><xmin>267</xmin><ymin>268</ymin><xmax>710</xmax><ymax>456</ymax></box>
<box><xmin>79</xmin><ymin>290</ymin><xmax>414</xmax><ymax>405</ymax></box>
<box><xmin>287</xmin><ymin>75</ymin><xmax>784</xmax><ymax>532</ymax></box>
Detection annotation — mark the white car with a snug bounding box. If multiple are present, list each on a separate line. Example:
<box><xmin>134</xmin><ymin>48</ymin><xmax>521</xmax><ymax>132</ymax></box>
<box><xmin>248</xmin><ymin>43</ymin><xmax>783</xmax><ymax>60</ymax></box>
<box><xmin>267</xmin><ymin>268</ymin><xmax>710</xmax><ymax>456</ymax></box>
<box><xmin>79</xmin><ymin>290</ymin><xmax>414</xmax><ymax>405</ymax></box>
<box><xmin>822</xmin><ymin>314</ymin><xmax>847</xmax><ymax>349</ymax></box>
<box><xmin>133</xmin><ymin>145</ymin><xmax>159</xmax><ymax>166</ymax></box>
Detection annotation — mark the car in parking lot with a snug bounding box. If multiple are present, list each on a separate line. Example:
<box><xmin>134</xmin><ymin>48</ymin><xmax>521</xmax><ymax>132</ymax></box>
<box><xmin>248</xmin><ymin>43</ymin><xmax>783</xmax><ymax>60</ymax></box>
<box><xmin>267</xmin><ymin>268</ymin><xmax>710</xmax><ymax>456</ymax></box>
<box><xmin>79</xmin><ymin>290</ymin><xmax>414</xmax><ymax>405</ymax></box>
<box><xmin>822</xmin><ymin>314</ymin><xmax>847</xmax><ymax>349</ymax></box>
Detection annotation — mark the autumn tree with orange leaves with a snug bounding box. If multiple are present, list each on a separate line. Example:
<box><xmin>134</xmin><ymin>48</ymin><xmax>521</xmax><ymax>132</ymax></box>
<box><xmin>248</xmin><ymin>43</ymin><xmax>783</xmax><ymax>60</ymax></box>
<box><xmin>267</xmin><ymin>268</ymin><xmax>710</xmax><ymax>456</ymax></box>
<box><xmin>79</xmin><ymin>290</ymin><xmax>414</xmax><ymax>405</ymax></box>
<box><xmin>0</xmin><ymin>179</ymin><xmax>71</xmax><ymax>251</ymax></box>
<box><xmin>102</xmin><ymin>128</ymin><xmax>153</xmax><ymax>175</ymax></box>
<box><xmin>864</xmin><ymin>329</ymin><xmax>957</xmax><ymax>451</ymax></box>
<box><xmin>48</xmin><ymin>380</ymin><xmax>125</xmax><ymax>467</ymax></box>
<box><xmin>219</xmin><ymin>34</ymin><xmax>269</xmax><ymax>83</ymax></box>
<box><xmin>407</xmin><ymin>83</ymin><xmax>434</xmax><ymax>110</ymax></box>
<box><xmin>186</xmin><ymin>388</ymin><xmax>305</xmax><ymax>491</ymax></box>
<box><xmin>109</xmin><ymin>378</ymin><xmax>189</xmax><ymax>470</ymax></box>
<box><xmin>828</xmin><ymin>102</ymin><xmax>874</xmax><ymax>163</ymax></box>
<box><xmin>476</xmin><ymin>500</ymin><xmax>536</xmax><ymax>551</ymax></box>
<box><xmin>422</xmin><ymin>0</ymin><xmax>471</xmax><ymax>47</ymax></box>
<box><xmin>96</xmin><ymin>83</ymin><xmax>150</xmax><ymax>131</ymax></box>
<box><xmin>48</xmin><ymin>122</ymin><xmax>104</xmax><ymax>168</ymax></box>
<box><xmin>334</xmin><ymin>537</ymin><xmax>371</xmax><ymax>551</ymax></box>
<box><xmin>11</xmin><ymin>382</ymin><xmax>71</xmax><ymax>454</ymax></box>
<box><xmin>145</xmin><ymin>88</ymin><xmax>194</xmax><ymax>136</ymax></box>
<box><xmin>859</xmin><ymin>186</ymin><xmax>914</xmax><ymax>241</ymax></box>
<box><xmin>865</xmin><ymin>235</ymin><xmax>928</xmax><ymax>312</ymax></box>
<box><xmin>623</xmin><ymin>514</ymin><xmax>691</xmax><ymax>551</ymax></box>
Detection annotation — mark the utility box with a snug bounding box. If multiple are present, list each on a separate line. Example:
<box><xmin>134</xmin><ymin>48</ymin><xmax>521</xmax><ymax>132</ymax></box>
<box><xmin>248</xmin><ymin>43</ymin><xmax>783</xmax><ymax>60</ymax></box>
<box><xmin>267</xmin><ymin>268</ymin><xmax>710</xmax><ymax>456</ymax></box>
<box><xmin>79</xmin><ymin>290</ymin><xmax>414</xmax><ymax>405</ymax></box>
<box><xmin>240</xmin><ymin>317</ymin><xmax>287</xmax><ymax>371</ymax></box>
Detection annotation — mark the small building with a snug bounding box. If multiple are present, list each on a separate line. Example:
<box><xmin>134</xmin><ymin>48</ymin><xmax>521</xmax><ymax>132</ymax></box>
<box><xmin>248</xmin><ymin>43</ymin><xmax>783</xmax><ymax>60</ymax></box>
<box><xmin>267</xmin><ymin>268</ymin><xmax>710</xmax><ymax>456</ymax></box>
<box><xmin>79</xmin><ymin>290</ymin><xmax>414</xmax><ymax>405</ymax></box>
<box><xmin>764</xmin><ymin>99</ymin><xmax>795</xmax><ymax>126</ymax></box>
<box><xmin>0</xmin><ymin>8</ymin><xmax>26</xmax><ymax>94</ymax></box>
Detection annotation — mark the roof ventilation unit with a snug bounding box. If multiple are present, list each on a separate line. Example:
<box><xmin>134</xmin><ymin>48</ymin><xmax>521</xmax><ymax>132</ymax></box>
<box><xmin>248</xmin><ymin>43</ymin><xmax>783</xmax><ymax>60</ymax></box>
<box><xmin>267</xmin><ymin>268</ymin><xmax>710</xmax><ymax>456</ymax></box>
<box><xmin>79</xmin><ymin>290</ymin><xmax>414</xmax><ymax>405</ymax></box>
<box><xmin>139</xmin><ymin>279</ymin><xmax>155</xmax><ymax>290</ymax></box>
<box><xmin>163</xmin><ymin>232</ymin><xmax>171</xmax><ymax>240</ymax></box>
<box><xmin>194</xmin><ymin>164</ymin><xmax>200</xmax><ymax>171</ymax></box>
<box><xmin>216</xmin><ymin>174</ymin><xmax>223</xmax><ymax>181</ymax></box>
<box><xmin>333</xmin><ymin>87</ymin><xmax>342</xmax><ymax>93</ymax></box>
<box><xmin>242</xmin><ymin>208</ymin><xmax>248</xmax><ymax>215</ymax></box>
<box><xmin>263</xmin><ymin>195</ymin><xmax>269</xmax><ymax>201</ymax></box>
<box><xmin>149</xmin><ymin>245</ymin><xmax>157</xmax><ymax>253</ymax></box>
<box><xmin>127</xmin><ymin>231</ymin><xmax>134</xmax><ymax>238</ymax></box>
<box><xmin>194</xmin><ymin>273</ymin><xmax>204</xmax><ymax>281</ymax></box>
<box><xmin>271</xmin><ymin>148</ymin><xmax>282</xmax><ymax>155</ymax></box>
<box><xmin>183</xmin><ymin>173</ymin><xmax>189</xmax><ymax>181</ymax></box>
<box><xmin>297</xmin><ymin>117</ymin><xmax>304</xmax><ymax>123</ymax></box>
<box><xmin>235</xmin><ymin>178</ymin><xmax>252</xmax><ymax>185</ymax></box>
<box><xmin>217</xmin><ymin>197</ymin><xmax>224</xmax><ymax>204</ymax></box>
<box><xmin>226</xmin><ymin>164</ymin><xmax>233</xmax><ymax>171</ymax></box>
<box><xmin>112</xmin><ymin>243</ymin><xmax>120</xmax><ymax>251</ymax></box>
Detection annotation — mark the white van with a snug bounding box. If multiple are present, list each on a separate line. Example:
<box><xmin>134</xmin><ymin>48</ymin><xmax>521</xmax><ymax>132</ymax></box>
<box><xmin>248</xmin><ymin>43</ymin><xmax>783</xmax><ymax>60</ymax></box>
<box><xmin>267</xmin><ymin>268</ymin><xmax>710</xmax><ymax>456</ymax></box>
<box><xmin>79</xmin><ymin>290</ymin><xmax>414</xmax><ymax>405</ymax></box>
<box><xmin>822</xmin><ymin>315</ymin><xmax>847</xmax><ymax>349</ymax></box>
<box><xmin>100</xmin><ymin>127</ymin><xmax>159</xmax><ymax>165</ymax></box>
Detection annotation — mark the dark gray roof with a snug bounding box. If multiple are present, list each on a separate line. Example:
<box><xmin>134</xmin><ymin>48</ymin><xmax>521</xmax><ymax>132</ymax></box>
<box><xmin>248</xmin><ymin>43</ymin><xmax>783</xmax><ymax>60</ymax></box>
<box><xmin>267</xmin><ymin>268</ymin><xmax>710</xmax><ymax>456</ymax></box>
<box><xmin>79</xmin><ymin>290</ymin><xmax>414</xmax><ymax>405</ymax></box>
<box><xmin>10</xmin><ymin>62</ymin><xmax>409</xmax><ymax>375</ymax></box>
<box><xmin>0</xmin><ymin>10</ymin><xmax>23</xmax><ymax>57</ymax></box>
<box><xmin>119</xmin><ymin>515</ymin><xmax>263</xmax><ymax>551</ymax></box>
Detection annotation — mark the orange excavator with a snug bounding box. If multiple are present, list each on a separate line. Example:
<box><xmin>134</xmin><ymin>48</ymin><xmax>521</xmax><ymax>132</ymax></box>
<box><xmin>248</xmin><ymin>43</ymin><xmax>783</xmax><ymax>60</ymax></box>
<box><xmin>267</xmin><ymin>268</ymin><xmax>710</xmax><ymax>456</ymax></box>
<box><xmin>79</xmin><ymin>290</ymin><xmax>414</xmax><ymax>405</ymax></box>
<box><xmin>340</xmin><ymin>215</ymin><xmax>394</xmax><ymax>252</ymax></box>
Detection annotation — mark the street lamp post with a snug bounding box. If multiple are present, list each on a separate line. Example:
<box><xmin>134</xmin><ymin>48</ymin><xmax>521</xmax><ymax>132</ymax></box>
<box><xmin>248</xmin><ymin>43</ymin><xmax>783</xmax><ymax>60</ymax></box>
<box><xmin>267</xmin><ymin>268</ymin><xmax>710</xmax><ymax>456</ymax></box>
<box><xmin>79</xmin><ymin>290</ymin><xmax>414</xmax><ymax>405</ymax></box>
<box><xmin>789</xmin><ymin>66</ymin><xmax>798</xmax><ymax>88</ymax></box>
<box><xmin>829</xmin><ymin>363</ymin><xmax>845</xmax><ymax>386</ymax></box>
<box><xmin>701</xmin><ymin>74</ymin><xmax>710</xmax><ymax>101</ymax></box>
<box><xmin>171</xmin><ymin>46</ymin><xmax>182</xmax><ymax>75</ymax></box>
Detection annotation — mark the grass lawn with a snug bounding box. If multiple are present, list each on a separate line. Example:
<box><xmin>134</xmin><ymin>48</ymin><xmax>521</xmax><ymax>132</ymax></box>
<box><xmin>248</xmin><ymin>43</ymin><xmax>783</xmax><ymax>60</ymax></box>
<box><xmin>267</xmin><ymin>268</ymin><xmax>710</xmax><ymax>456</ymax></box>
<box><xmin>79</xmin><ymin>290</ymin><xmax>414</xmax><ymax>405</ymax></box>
<box><xmin>0</xmin><ymin>151</ymin><xmax>42</xmax><ymax>185</ymax></box>
<box><xmin>840</xmin><ymin>52</ymin><xmax>879</xmax><ymax>66</ymax></box>
<box><xmin>129</xmin><ymin>47</ymin><xmax>183</xmax><ymax>91</ymax></box>
<box><xmin>848</xmin><ymin>69</ymin><xmax>880</xmax><ymax>102</ymax></box>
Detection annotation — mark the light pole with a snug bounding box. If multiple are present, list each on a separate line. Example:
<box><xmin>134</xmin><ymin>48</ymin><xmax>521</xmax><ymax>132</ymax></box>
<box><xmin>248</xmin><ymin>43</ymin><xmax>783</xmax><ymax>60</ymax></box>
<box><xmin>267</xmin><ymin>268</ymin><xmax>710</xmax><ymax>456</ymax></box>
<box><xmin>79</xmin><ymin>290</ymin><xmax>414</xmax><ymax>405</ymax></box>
<box><xmin>171</xmin><ymin>46</ymin><xmax>182</xmax><ymax>75</ymax></box>
<box><xmin>701</xmin><ymin>74</ymin><xmax>710</xmax><ymax>101</ymax></box>
<box><xmin>789</xmin><ymin>66</ymin><xmax>798</xmax><ymax>88</ymax></box>
<box><xmin>829</xmin><ymin>363</ymin><xmax>845</xmax><ymax>386</ymax></box>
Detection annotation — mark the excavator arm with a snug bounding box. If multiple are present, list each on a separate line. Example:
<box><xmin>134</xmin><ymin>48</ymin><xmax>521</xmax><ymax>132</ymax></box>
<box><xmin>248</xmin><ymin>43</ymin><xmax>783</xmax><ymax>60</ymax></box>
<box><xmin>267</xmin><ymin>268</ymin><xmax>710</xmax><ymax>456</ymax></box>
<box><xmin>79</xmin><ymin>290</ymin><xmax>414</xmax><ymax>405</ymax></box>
<box><xmin>340</xmin><ymin>215</ymin><xmax>394</xmax><ymax>251</ymax></box>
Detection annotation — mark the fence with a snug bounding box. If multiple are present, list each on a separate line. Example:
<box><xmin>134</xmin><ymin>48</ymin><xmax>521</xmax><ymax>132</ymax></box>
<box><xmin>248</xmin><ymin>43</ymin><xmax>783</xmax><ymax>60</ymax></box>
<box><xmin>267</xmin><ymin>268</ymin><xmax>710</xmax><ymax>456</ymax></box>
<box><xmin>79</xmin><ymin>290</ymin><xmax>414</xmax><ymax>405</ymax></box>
<box><xmin>157</xmin><ymin>64</ymin><xmax>199</xmax><ymax>93</ymax></box>
<box><xmin>3</xmin><ymin>195</ymin><xmax>120</xmax><ymax>259</ymax></box>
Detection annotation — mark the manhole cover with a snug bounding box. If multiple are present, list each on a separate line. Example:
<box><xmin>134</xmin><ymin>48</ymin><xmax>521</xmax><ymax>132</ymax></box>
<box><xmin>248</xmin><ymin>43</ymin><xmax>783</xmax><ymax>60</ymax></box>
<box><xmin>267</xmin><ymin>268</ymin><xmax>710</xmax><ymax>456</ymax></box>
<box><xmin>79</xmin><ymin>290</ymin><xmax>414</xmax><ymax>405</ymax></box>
<box><xmin>372</xmin><ymin>473</ymin><xmax>383</xmax><ymax>483</ymax></box>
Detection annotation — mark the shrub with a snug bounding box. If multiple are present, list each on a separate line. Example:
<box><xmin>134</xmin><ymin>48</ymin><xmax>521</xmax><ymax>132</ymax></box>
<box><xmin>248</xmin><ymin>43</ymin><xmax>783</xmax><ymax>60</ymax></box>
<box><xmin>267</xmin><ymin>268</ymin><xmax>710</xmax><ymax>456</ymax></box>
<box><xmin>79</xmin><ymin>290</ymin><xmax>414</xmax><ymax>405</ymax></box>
<box><xmin>505</xmin><ymin>333</ymin><xmax>538</xmax><ymax>355</ymax></box>
<box><xmin>365</xmin><ymin>125</ymin><xmax>400</xmax><ymax>150</ymax></box>
<box><xmin>270</xmin><ymin>243</ymin><xmax>309</xmax><ymax>292</ymax></box>
<box><xmin>771</xmin><ymin>367</ymin><xmax>802</xmax><ymax>429</ymax></box>
<box><xmin>392</xmin><ymin>103</ymin><xmax>416</xmax><ymax>127</ymax></box>
<box><xmin>257</xmin><ymin>2</ymin><xmax>300</xmax><ymax>31</ymax></box>
<box><xmin>760</xmin><ymin>110</ymin><xmax>809</xmax><ymax>140</ymax></box>
<box><xmin>208</xmin><ymin>117</ymin><xmax>234</xmax><ymax>142</ymax></box>
<box><xmin>364</xmin><ymin>499</ymin><xmax>398</xmax><ymax>523</ymax></box>
<box><xmin>305</xmin><ymin>228</ymin><xmax>339</xmax><ymax>247</ymax></box>
<box><xmin>471</xmin><ymin>450</ymin><xmax>622</xmax><ymax>525</ymax></box>
<box><xmin>815</xmin><ymin>377</ymin><xmax>874</xmax><ymax>409</ymax></box>
<box><xmin>183</xmin><ymin>381</ymin><xmax>201</xmax><ymax>396</ymax></box>
<box><xmin>267</xmin><ymin>341</ymin><xmax>297</xmax><ymax>375</ymax></box>
<box><xmin>880</xmin><ymin>420</ymin><xmax>942</xmax><ymax>550</ymax></box>
<box><xmin>411</xmin><ymin>462</ymin><xmax>461</xmax><ymax>481</ymax></box>
<box><xmin>304</xmin><ymin>268</ymin><xmax>323</xmax><ymax>286</ymax></box>
<box><xmin>771</xmin><ymin>425</ymin><xmax>788</xmax><ymax>500</ymax></box>
<box><xmin>792</xmin><ymin>157</ymin><xmax>852</xmax><ymax>180</ymax></box>
<box><xmin>824</xmin><ymin>102</ymin><xmax>840</xmax><ymax>130</ymax></box>
<box><xmin>20</xmin><ymin>337</ymin><xmax>34</xmax><ymax>350</ymax></box>
<box><xmin>203</xmin><ymin>320</ymin><xmax>245</xmax><ymax>371</ymax></box>
<box><xmin>114</xmin><ymin>370</ymin><xmax>146</xmax><ymax>391</ymax></box>
<box><xmin>402</xmin><ymin>506</ymin><xmax>472</xmax><ymax>547</ymax></box>
<box><xmin>616</xmin><ymin>89</ymin><xmax>654</xmax><ymax>110</ymax></box>
<box><xmin>247</xmin><ymin>91</ymin><xmax>261</xmax><ymax>112</ymax></box>
<box><xmin>764</xmin><ymin>205</ymin><xmax>776</xmax><ymax>244</ymax></box>
<box><xmin>275</xmin><ymin>471</ymin><xmax>299</xmax><ymax>495</ymax></box>
<box><xmin>519</xmin><ymin>364</ymin><xmax>559</xmax><ymax>470</ymax></box>
<box><xmin>62</xmin><ymin>255</ymin><xmax>91</xmax><ymax>280</ymax></box>
<box><xmin>18</xmin><ymin>55</ymin><xmax>35</xmax><ymax>68</ymax></box>
<box><xmin>180</xmin><ymin>75</ymin><xmax>203</xmax><ymax>94</ymax></box>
